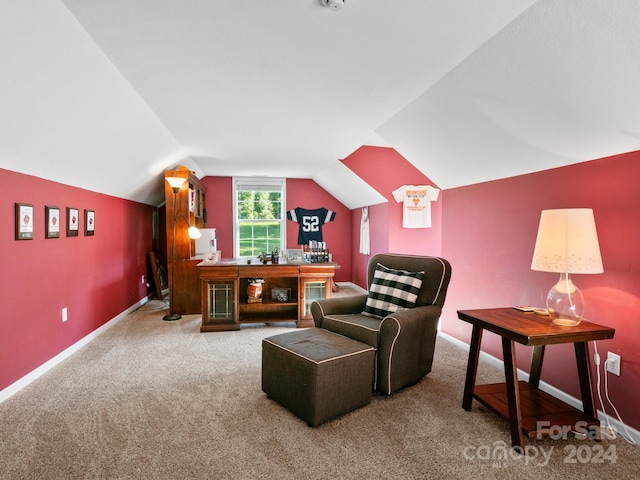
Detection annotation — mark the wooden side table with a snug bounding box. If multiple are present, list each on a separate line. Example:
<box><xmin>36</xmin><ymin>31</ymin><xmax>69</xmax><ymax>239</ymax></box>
<box><xmin>457</xmin><ymin>308</ymin><xmax>615</xmax><ymax>451</ymax></box>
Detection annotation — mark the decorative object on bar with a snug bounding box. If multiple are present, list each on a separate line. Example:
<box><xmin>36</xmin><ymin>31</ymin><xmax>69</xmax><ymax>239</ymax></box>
<box><xmin>163</xmin><ymin>175</ymin><xmax>202</xmax><ymax>321</ymax></box>
<box><xmin>271</xmin><ymin>287</ymin><xmax>290</xmax><ymax>302</ymax></box>
<box><xmin>303</xmin><ymin>241</ymin><xmax>330</xmax><ymax>263</ymax></box>
<box><xmin>531</xmin><ymin>208</ymin><xmax>603</xmax><ymax>326</ymax></box>
<box><xmin>258</xmin><ymin>252</ymin><xmax>272</xmax><ymax>265</ymax></box>
<box><xmin>247</xmin><ymin>278</ymin><xmax>264</xmax><ymax>304</ymax></box>
<box><xmin>286</xmin><ymin>249</ymin><xmax>303</xmax><ymax>263</ymax></box>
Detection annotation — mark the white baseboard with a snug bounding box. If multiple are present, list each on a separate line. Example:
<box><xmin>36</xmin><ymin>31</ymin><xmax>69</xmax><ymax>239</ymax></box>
<box><xmin>438</xmin><ymin>331</ymin><xmax>640</xmax><ymax>445</ymax></box>
<box><xmin>0</xmin><ymin>296</ymin><xmax>151</xmax><ymax>403</ymax></box>
<box><xmin>335</xmin><ymin>281</ymin><xmax>367</xmax><ymax>294</ymax></box>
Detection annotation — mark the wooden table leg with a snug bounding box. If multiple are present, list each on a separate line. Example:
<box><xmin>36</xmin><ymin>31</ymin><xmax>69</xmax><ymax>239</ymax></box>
<box><xmin>502</xmin><ymin>337</ymin><xmax>524</xmax><ymax>451</ymax></box>
<box><xmin>462</xmin><ymin>325</ymin><xmax>483</xmax><ymax>411</ymax></box>
<box><xmin>529</xmin><ymin>345</ymin><xmax>545</xmax><ymax>388</ymax></box>
<box><xmin>575</xmin><ymin>341</ymin><xmax>600</xmax><ymax>441</ymax></box>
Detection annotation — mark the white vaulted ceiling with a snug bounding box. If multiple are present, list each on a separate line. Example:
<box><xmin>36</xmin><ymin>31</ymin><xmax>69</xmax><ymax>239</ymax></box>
<box><xmin>2</xmin><ymin>1</ymin><xmax>639</xmax><ymax>207</ymax></box>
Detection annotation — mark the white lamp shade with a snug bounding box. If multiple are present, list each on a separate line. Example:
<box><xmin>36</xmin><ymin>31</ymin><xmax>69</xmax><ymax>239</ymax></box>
<box><xmin>166</xmin><ymin>176</ymin><xmax>187</xmax><ymax>190</ymax></box>
<box><xmin>531</xmin><ymin>209</ymin><xmax>603</xmax><ymax>274</ymax></box>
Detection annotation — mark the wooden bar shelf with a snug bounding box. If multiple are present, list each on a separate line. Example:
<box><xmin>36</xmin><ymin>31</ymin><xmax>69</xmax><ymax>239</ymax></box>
<box><xmin>198</xmin><ymin>262</ymin><xmax>335</xmax><ymax>332</ymax></box>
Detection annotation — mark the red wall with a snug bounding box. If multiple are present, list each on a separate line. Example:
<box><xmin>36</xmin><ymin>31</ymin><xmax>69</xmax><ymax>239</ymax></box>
<box><xmin>285</xmin><ymin>179</ymin><xmax>352</xmax><ymax>282</ymax></box>
<box><xmin>200</xmin><ymin>177</ymin><xmax>352</xmax><ymax>282</ymax></box>
<box><xmin>441</xmin><ymin>151</ymin><xmax>640</xmax><ymax>431</ymax></box>
<box><xmin>342</xmin><ymin>146</ymin><xmax>442</xmax><ymax>288</ymax></box>
<box><xmin>0</xmin><ymin>168</ymin><xmax>156</xmax><ymax>392</ymax></box>
<box><xmin>200</xmin><ymin>176</ymin><xmax>234</xmax><ymax>257</ymax></box>
<box><xmin>341</xmin><ymin>145</ymin><xmax>639</xmax><ymax>431</ymax></box>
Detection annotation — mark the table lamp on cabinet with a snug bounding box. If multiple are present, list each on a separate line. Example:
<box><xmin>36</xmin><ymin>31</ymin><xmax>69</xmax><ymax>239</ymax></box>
<box><xmin>531</xmin><ymin>208</ymin><xmax>603</xmax><ymax>326</ymax></box>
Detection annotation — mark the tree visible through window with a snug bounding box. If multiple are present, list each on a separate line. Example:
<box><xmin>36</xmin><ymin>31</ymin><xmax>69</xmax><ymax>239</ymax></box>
<box><xmin>234</xmin><ymin>179</ymin><xmax>285</xmax><ymax>259</ymax></box>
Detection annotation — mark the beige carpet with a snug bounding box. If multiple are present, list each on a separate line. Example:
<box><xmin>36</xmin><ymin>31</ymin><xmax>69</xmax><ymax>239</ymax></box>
<box><xmin>1</xmin><ymin>299</ymin><xmax>638</xmax><ymax>479</ymax></box>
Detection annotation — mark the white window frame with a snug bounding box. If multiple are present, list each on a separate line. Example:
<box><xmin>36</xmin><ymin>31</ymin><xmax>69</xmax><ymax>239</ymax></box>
<box><xmin>232</xmin><ymin>177</ymin><xmax>286</xmax><ymax>260</ymax></box>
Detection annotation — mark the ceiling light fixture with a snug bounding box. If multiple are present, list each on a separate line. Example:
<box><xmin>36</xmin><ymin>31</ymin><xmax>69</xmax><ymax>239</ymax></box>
<box><xmin>321</xmin><ymin>0</ymin><xmax>345</xmax><ymax>11</ymax></box>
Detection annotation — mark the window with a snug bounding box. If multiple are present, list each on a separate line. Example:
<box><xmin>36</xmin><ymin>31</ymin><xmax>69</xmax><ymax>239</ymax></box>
<box><xmin>233</xmin><ymin>178</ymin><xmax>285</xmax><ymax>260</ymax></box>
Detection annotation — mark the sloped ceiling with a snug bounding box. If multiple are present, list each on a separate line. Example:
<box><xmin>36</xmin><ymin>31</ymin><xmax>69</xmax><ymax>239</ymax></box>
<box><xmin>2</xmin><ymin>1</ymin><xmax>639</xmax><ymax>207</ymax></box>
<box><xmin>378</xmin><ymin>0</ymin><xmax>640</xmax><ymax>188</ymax></box>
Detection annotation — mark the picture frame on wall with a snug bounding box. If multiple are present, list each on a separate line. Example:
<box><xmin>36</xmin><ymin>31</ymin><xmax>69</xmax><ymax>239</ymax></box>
<box><xmin>67</xmin><ymin>207</ymin><xmax>79</xmax><ymax>237</ymax></box>
<box><xmin>45</xmin><ymin>206</ymin><xmax>60</xmax><ymax>239</ymax></box>
<box><xmin>84</xmin><ymin>209</ymin><xmax>95</xmax><ymax>236</ymax></box>
<box><xmin>15</xmin><ymin>203</ymin><xmax>34</xmax><ymax>240</ymax></box>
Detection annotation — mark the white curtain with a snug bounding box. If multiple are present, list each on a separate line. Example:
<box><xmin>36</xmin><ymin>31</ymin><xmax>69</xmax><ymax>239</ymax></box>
<box><xmin>359</xmin><ymin>206</ymin><xmax>370</xmax><ymax>255</ymax></box>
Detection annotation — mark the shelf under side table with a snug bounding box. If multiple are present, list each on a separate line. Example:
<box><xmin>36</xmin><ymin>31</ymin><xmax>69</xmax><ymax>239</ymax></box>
<box><xmin>473</xmin><ymin>381</ymin><xmax>600</xmax><ymax>439</ymax></box>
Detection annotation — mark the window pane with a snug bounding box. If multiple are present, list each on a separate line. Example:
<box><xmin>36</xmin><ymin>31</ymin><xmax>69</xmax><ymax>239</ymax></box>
<box><xmin>237</xmin><ymin>192</ymin><xmax>280</xmax><ymax>218</ymax></box>
<box><xmin>234</xmin><ymin>179</ymin><xmax>284</xmax><ymax>259</ymax></box>
<box><xmin>239</xmin><ymin>220</ymin><xmax>281</xmax><ymax>257</ymax></box>
<box><xmin>237</xmin><ymin>191</ymin><xmax>254</xmax><ymax>220</ymax></box>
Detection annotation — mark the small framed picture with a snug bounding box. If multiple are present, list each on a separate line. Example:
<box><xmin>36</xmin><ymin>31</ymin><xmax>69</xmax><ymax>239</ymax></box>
<box><xmin>15</xmin><ymin>203</ymin><xmax>34</xmax><ymax>240</ymax></box>
<box><xmin>201</xmin><ymin>250</ymin><xmax>221</xmax><ymax>264</ymax></box>
<box><xmin>286</xmin><ymin>249</ymin><xmax>303</xmax><ymax>263</ymax></box>
<box><xmin>67</xmin><ymin>207</ymin><xmax>79</xmax><ymax>237</ymax></box>
<box><xmin>45</xmin><ymin>206</ymin><xmax>60</xmax><ymax>239</ymax></box>
<box><xmin>84</xmin><ymin>209</ymin><xmax>95</xmax><ymax>236</ymax></box>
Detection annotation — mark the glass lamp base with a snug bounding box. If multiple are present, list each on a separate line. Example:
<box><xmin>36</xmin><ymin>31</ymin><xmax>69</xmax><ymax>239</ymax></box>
<box><xmin>546</xmin><ymin>273</ymin><xmax>584</xmax><ymax>326</ymax></box>
<box><xmin>551</xmin><ymin>315</ymin><xmax>582</xmax><ymax>327</ymax></box>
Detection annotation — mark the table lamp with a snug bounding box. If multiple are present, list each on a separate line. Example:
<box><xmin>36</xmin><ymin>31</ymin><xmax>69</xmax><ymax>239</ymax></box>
<box><xmin>531</xmin><ymin>209</ymin><xmax>603</xmax><ymax>326</ymax></box>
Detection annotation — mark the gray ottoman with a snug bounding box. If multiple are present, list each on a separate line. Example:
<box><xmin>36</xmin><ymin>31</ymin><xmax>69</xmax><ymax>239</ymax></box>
<box><xmin>262</xmin><ymin>328</ymin><xmax>375</xmax><ymax>426</ymax></box>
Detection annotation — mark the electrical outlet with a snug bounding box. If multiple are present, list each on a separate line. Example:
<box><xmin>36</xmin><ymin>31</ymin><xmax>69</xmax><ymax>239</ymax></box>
<box><xmin>141</xmin><ymin>275</ymin><xmax>145</xmax><ymax>284</ymax></box>
<box><xmin>606</xmin><ymin>352</ymin><xmax>621</xmax><ymax>376</ymax></box>
<box><xmin>62</xmin><ymin>307</ymin><xmax>68</xmax><ymax>322</ymax></box>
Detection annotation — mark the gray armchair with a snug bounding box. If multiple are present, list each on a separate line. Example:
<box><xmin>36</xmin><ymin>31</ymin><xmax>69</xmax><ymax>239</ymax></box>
<box><xmin>311</xmin><ymin>253</ymin><xmax>452</xmax><ymax>395</ymax></box>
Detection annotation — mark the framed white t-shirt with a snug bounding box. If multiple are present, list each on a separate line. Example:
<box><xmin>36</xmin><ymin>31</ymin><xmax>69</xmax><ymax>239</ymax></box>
<box><xmin>392</xmin><ymin>185</ymin><xmax>440</xmax><ymax>228</ymax></box>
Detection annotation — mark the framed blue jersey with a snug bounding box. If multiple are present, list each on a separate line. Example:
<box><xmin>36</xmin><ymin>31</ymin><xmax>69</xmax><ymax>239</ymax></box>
<box><xmin>287</xmin><ymin>207</ymin><xmax>336</xmax><ymax>245</ymax></box>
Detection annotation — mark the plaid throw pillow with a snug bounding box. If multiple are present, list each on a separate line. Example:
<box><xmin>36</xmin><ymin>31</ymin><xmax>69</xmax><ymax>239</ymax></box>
<box><xmin>362</xmin><ymin>263</ymin><xmax>424</xmax><ymax>319</ymax></box>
